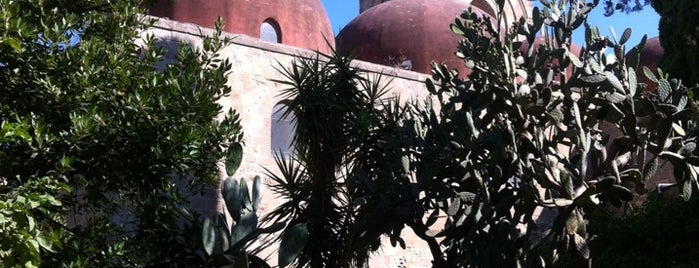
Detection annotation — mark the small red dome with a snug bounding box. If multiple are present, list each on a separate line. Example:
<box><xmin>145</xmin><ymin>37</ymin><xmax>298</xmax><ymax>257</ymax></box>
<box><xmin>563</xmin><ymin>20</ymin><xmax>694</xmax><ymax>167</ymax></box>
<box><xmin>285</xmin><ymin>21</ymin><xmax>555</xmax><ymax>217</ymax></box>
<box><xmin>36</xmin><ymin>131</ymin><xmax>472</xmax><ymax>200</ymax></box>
<box><xmin>144</xmin><ymin>0</ymin><xmax>334</xmax><ymax>53</ymax></box>
<box><xmin>336</xmin><ymin>0</ymin><xmax>494</xmax><ymax>75</ymax></box>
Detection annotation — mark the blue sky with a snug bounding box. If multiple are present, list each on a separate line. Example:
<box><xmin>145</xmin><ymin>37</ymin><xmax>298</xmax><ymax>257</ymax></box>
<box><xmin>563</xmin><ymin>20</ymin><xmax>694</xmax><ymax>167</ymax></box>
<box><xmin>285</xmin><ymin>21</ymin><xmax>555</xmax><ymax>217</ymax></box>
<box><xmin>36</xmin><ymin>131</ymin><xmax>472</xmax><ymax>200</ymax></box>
<box><xmin>320</xmin><ymin>0</ymin><xmax>659</xmax><ymax>46</ymax></box>
<box><xmin>321</xmin><ymin>1</ymin><xmax>359</xmax><ymax>35</ymax></box>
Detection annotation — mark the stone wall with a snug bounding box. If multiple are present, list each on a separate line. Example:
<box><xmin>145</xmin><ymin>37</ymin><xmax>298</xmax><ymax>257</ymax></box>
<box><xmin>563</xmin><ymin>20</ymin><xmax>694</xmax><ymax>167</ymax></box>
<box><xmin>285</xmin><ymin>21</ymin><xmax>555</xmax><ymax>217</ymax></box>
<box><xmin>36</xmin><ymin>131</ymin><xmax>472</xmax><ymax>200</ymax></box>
<box><xmin>143</xmin><ymin>17</ymin><xmax>435</xmax><ymax>267</ymax></box>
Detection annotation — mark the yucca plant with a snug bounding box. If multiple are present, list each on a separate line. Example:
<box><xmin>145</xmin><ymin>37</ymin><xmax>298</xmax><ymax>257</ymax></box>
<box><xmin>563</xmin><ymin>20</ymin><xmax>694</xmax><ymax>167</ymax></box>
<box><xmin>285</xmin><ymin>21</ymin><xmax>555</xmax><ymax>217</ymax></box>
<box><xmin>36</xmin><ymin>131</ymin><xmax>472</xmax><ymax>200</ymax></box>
<box><xmin>264</xmin><ymin>50</ymin><xmax>393</xmax><ymax>268</ymax></box>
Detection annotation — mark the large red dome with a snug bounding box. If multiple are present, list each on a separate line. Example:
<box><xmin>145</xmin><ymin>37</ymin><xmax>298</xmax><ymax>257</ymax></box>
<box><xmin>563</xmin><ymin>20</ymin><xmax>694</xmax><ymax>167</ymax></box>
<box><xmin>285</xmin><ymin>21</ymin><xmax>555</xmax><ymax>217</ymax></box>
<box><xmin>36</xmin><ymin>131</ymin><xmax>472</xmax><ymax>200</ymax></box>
<box><xmin>336</xmin><ymin>0</ymin><xmax>494</xmax><ymax>75</ymax></box>
<box><xmin>144</xmin><ymin>0</ymin><xmax>334</xmax><ymax>53</ymax></box>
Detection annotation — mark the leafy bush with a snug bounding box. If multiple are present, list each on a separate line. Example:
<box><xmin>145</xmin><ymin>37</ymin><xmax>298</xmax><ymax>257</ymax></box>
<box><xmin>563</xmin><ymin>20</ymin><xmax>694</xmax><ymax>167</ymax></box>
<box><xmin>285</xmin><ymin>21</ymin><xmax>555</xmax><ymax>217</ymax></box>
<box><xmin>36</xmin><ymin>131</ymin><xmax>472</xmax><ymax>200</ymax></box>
<box><xmin>590</xmin><ymin>195</ymin><xmax>699</xmax><ymax>268</ymax></box>
<box><xmin>0</xmin><ymin>176</ymin><xmax>66</xmax><ymax>267</ymax></box>
<box><xmin>0</xmin><ymin>0</ymin><xmax>242</xmax><ymax>266</ymax></box>
<box><xmin>652</xmin><ymin>0</ymin><xmax>699</xmax><ymax>86</ymax></box>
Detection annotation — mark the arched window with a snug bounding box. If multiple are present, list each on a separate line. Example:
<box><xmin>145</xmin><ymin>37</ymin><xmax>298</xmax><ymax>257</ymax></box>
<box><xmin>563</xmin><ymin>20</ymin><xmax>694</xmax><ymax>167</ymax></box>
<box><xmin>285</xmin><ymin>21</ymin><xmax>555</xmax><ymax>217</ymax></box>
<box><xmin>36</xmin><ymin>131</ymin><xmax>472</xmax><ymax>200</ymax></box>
<box><xmin>271</xmin><ymin>103</ymin><xmax>295</xmax><ymax>156</ymax></box>
<box><xmin>260</xmin><ymin>19</ymin><xmax>281</xmax><ymax>43</ymax></box>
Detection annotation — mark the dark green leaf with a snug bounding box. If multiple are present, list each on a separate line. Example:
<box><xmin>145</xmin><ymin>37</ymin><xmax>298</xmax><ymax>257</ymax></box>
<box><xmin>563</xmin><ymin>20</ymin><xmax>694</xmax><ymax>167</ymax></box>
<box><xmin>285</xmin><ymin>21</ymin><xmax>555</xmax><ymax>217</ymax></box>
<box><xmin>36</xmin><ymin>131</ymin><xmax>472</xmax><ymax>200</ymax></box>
<box><xmin>659</xmin><ymin>151</ymin><xmax>685</xmax><ymax>166</ymax></box>
<box><xmin>656</xmin><ymin>119</ymin><xmax>673</xmax><ymax>148</ymax></box>
<box><xmin>579</xmin><ymin>74</ymin><xmax>606</xmax><ymax>84</ymax></box>
<box><xmin>240</xmin><ymin>178</ymin><xmax>252</xmax><ymax>211</ymax></box>
<box><xmin>447</xmin><ymin>198</ymin><xmax>461</xmax><ymax>216</ymax></box>
<box><xmin>425</xmin><ymin>208</ymin><xmax>440</xmax><ymax>227</ymax></box>
<box><xmin>252</xmin><ymin>175</ymin><xmax>262</xmax><ymax>212</ymax></box>
<box><xmin>547</xmin><ymin>108</ymin><xmax>564</xmax><ymax>123</ymax></box>
<box><xmin>643</xmin><ymin>157</ymin><xmax>658</xmax><ymax>183</ymax></box>
<box><xmin>612</xmin><ymin>185</ymin><xmax>634</xmax><ymax>201</ymax></box>
<box><xmin>627</xmin><ymin>47</ymin><xmax>640</xmax><ymax>70</ymax></box>
<box><xmin>567</xmin><ymin>51</ymin><xmax>583</xmax><ymax>68</ymax></box>
<box><xmin>658</xmin><ymin>80</ymin><xmax>671</xmax><ymax>102</ymax></box>
<box><xmin>217</xmin><ymin>214</ymin><xmax>231</xmax><ymax>252</ymax></box>
<box><xmin>604</xmin><ymin>92</ymin><xmax>626</xmax><ymax>103</ymax></box>
<box><xmin>600</xmin><ymin>104</ymin><xmax>625</xmax><ymax>123</ymax></box>
<box><xmin>279</xmin><ymin>223</ymin><xmax>309</xmax><ymax>268</ymax></box>
<box><xmin>682</xmin><ymin>179</ymin><xmax>693</xmax><ymax>201</ymax></box>
<box><xmin>643</xmin><ymin>66</ymin><xmax>658</xmax><ymax>83</ymax></box>
<box><xmin>426</xmin><ymin>79</ymin><xmax>437</xmax><ymax>94</ymax></box>
<box><xmin>401</xmin><ymin>155</ymin><xmax>410</xmax><ymax>173</ymax></box>
<box><xmin>226</xmin><ymin>143</ymin><xmax>244</xmax><ymax>177</ymax></box>
<box><xmin>450</xmin><ymin>23</ymin><xmax>465</xmax><ymax>36</ymax></box>
<box><xmin>260</xmin><ymin>222</ymin><xmax>286</xmax><ymax>234</ymax></box>
<box><xmin>628</xmin><ymin>67</ymin><xmax>637</xmax><ymax>96</ymax></box>
<box><xmin>222</xmin><ymin>177</ymin><xmax>243</xmax><ymax>221</ymax></box>
<box><xmin>619</xmin><ymin>28</ymin><xmax>632</xmax><ymax>45</ymax></box>
<box><xmin>234</xmin><ymin>251</ymin><xmax>249</xmax><ymax>268</ymax></box>
<box><xmin>3</xmin><ymin>38</ymin><xmax>21</xmax><ymax>53</ymax></box>
<box><xmin>230</xmin><ymin>211</ymin><xmax>258</xmax><ymax>246</ymax></box>
<box><xmin>573</xmin><ymin>233</ymin><xmax>590</xmax><ymax>259</ymax></box>
<box><xmin>606</xmin><ymin>72</ymin><xmax>624</xmax><ymax>93</ymax></box>
<box><xmin>202</xmin><ymin>217</ymin><xmax>217</xmax><ymax>256</ymax></box>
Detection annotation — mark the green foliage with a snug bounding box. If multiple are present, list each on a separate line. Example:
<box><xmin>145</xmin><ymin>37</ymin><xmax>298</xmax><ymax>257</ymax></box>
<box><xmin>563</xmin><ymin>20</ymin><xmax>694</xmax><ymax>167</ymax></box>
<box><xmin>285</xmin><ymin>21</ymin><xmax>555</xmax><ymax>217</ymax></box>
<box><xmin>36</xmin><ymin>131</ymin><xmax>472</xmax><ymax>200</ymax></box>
<box><xmin>278</xmin><ymin>223</ymin><xmax>309</xmax><ymax>268</ymax></box>
<box><xmin>0</xmin><ymin>176</ymin><xmax>67</xmax><ymax>268</ymax></box>
<box><xmin>0</xmin><ymin>0</ymin><xmax>242</xmax><ymax>266</ymax></box>
<box><xmin>652</xmin><ymin>0</ymin><xmax>699</xmax><ymax>86</ymax></box>
<box><xmin>265</xmin><ymin>50</ymin><xmax>393</xmax><ymax>267</ymax></box>
<box><xmin>194</xmin><ymin>158</ymin><xmax>305</xmax><ymax>268</ymax></box>
<box><xmin>389</xmin><ymin>0</ymin><xmax>698</xmax><ymax>266</ymax></box>
<box><xmin>602</xmin><ymin>0</ymin><xmax>650</xmax><ymax>16</ymax></box>
<box><xmin>258</xmin><ymin>3</ymin><xmax>699</xmax><ymax>268</ymax></box>
<box><xmin>268</xmin><ymin>1</ymin><xmax>699</xmax><ymax>267</ymax></box>
<box><xmin>606</xmin><ymin>0</ymin><xmax>699</xmax><ymax>87</ymax></box>
<box><xmin>589</xmin><ymin>195</ymin><xmax>699</xmax><ymax>268</ymax></box>
<box><xmin>199</xmin><ymin>175</ymin><xmax>293</xmax><ymax>268</ymax></box>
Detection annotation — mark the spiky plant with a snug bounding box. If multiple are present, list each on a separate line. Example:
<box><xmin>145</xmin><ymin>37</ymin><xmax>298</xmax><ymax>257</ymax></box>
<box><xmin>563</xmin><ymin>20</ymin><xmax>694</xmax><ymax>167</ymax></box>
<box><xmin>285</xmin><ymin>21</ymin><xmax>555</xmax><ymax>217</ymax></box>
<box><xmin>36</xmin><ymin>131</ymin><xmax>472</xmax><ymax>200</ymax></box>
<box><xmin>264</xmin><ymin>50</ymin><xmax>391</xmax><ymax>267</ymax></box>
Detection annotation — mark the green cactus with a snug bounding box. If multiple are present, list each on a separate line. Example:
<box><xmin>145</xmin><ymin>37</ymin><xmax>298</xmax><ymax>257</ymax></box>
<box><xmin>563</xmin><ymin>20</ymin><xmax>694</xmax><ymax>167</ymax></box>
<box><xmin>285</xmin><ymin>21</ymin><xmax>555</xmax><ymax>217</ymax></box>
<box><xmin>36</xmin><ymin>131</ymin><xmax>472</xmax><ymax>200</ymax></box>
<box><xmin>201</xmin><ymin>157</ymin><xmax>306</xmax><ymax>268</ymax></box>
<box><xmin>389</xmin><ymin>0</ymin><xmax>698</xmax><ymax>266</ymax></box>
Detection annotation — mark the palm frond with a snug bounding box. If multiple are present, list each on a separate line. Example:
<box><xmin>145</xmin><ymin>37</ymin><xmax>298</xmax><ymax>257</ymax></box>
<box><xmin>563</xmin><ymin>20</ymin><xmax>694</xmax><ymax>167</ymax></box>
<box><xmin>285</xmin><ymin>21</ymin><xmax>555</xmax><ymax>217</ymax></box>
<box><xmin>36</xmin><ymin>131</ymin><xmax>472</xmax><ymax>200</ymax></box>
<box><xmin>262</xmin><ymin>151</ymin><xmax>308</xmax><ymax>225</ymax></box>
<box><xmin>264</xmin><ymin>50</ymin><xmax>413</xmax><ymax>268</ymax></box>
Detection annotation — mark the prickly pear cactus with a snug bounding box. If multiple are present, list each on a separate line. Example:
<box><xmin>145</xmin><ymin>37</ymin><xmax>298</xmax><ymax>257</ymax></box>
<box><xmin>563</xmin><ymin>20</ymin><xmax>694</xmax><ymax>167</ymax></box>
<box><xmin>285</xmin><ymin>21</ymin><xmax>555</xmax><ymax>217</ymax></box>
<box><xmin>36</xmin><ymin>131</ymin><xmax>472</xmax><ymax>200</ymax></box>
<box><xmin>200</xmin><ymin>155</ymin><xmax>306</xmax><ymax>267</ymax></box>
<box><xmin>406</xmin><ymin>0</ymin><xmax>697</xmax><ymax>266</ymax></box>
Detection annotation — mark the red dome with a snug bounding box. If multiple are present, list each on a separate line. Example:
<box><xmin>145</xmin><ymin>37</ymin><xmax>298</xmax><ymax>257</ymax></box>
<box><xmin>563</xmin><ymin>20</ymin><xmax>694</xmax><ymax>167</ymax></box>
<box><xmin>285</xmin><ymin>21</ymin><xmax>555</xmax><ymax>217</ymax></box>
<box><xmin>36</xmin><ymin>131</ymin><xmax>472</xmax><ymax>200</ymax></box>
<box><xmin>638</xmin><ymin>37</ymin><xmax>663</xmax><ymax>72</ymax></box>
<box><xmin>336</xmin><ymin>0</ymin><xmax>494</xmax><ymax>75</ymax></box>
<box><xmin>144</xmin><ymin>0</ymin><xmax>334</xmax><ymax>53</ymax></box>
